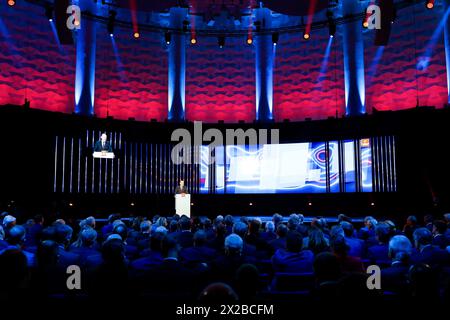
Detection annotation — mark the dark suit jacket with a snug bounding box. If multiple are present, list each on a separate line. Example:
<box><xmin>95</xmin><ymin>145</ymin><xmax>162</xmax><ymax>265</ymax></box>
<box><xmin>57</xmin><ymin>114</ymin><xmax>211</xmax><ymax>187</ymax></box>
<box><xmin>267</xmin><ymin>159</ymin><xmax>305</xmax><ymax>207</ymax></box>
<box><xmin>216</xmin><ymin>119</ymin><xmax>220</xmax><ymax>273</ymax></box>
<box><xmin>94</xmin><ymin>140</ymin><xmax>112</xmax><ymax>152</ymax></box>
<box><xmin>432</xmin><ymin>234</ymin><xmax>449</xmax><ymax>249</ymax></box>
<box><xmin>367</xmin><ymin>243</ymin><xmax>390</xmax><ymax>264</ymax></box>
<box><xmin>271</xmin><ymin>249</ymin><xmax>314</xmax><ymax>273</ymax></box>
<box><xmin>381</xmin><ymin>262</ymin><xmax>410</xmax><ymax>294</ymax></box>
<box><xmin>57</xmin><ymin>247</ymin><xmax>80</xmax><ymax>268</ymax></box>
<box><xmin>172</xmin><ymin>231</ymin><xmax>194</xmax><ymax>248</ymax></box>
<box><xmin>180</xmin><ymin>245</ymin><xmax>217</xmax><ymax>265</ymax></box>
<box><xmin>411</xmin><ymin>245</ymin><xmax>450</xmax><ymax>269</ymax></box>
<box><xmin>174</xmin><ymin>186</ymin><xmax>188</xmax><ymax>194</ymax></box>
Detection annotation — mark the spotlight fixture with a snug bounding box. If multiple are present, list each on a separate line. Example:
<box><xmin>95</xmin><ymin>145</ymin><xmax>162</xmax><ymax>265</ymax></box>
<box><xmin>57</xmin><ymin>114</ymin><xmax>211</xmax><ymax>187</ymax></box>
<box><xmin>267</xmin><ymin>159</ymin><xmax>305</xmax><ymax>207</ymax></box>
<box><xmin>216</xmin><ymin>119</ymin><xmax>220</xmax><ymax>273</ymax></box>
<box><xmin>182</xmin><ymin>20</ymin><xmax>189</xmax><ymax>32</ymax></box>
<box><xmin>218</xmin><ymin>35</ymin><xmax>225</xmax><ymax>48</ymax></box>
<box><xmin>134</xmin><ymin>32</ymin><xmax>140</xmax><ymax>39</ymax></box>
<box><xmin>45</xmin><ymin>6</ymin><xmax>53</xmax><ymax>21</ymax></box>
<box><xmin>165</xmin><ymin>32</ymin><xmax>171</xmax><ymax>44</ymax></box>
<box><xmin>254</xmin><ymin>21</ymin><xmax>261</xmax><ymax>32</ymax></box>
<box><xmin>303</xmin><ymin>32</ymin><xmax>310</xmax><ymax>40</ymax></box>
<box><xmin>246</xmin><ymin>36</ymin><xmax>253</xmax><ymax>45</ymax></box>
<box><xmin>190</xmin><ymin>35</ymin><xmax>197</xmax><ymax>44</ymax></box>
<box><xmin>327</xmin><ymin>11</ymin><xmax>336</xmax><ymax>38</ymax></box>
<box><xmin>107</xmin><ymin>10</ymin><xmax>117</xmax><ymax>36</ymax></box>
<box><xmin>7</xmin><ymin>0</ymin><xmax>15</xmax><ymax>6</ymax></box>
<box><xmin>391</xmin><ymin>6</ymin><xmax>397</xmax><ymax>24</ymax></box>
<box><xmin>272</xmin><ymin>32</ymin><xmax>279</xmax><ymax>45</ymax></box>
<box><xmin>426</xmin><ymin>0</ymin><xmax>434</xmax><ymax>9</ymax></box>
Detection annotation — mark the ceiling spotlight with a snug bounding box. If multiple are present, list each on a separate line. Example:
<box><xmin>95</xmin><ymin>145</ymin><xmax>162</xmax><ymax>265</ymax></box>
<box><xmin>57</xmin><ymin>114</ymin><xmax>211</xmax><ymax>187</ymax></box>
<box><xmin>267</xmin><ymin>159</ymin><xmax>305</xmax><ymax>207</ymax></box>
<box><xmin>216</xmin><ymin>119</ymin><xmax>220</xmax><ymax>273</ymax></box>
<box><xmin>134</xmin><ymin>32</ymin><xmax>140</xmax><ymax>39</ymax></box>
<box><xmin>426</xmin><ymin>0</ymin><xmax>434</xmax><ymax>9</ymax></box>
<box><xmin>272</xmin><ymin>32</ymin><xmax>279</xmax><ymax>45</ymax></box>
<box><xmin>107</xmin><ymin>10</ymin><xmax>116</xmax><ymax>36</ymax></box>
<box><xmin>182</xmin><ymin>20</ymin><xmax>189</xmax><ymax>32</ymax></box>
<box><xmin>246</xmin><ymin>36</ymin><xmax>253</xmax><ymax>45</ymax></box>
<box><xmin>165</xmin><ymin>32</ymin><xmax>171</xmax><ymax>44</ymax></box>
<box><xmin>218</xmin><ymin>35</ymin><xmax>225</xmax><ymax>48</ymax></box>
<box><xmin>45</xmin><ymin>6</ymin><xmax>53</xmax><ymax>21</ymax></box>
<box><xmin>7</xmin><ymin>0</ymin><xmax>15</xmax><ymax>6</ymax></box>
<box><xmin>190</xmin><ymin>36</ymin><xmax>197</xmax><ymax>44</ymax></box>
<box><xmin>391</xmin><ymin>7</ymin><xmax>397</xmax><ymax>24</ymax></box>
<box><xmin>303</xmin><ymin>32</ymin><xmax>310</xmax><ymax>40</ymax></box>
<box><xmin>327</xmin><ymin>11</ymin><xmax>336</xmax><ymax>38</ymax></box>
<box><xmin>363</xmin><ymin>19</ymin><xmax>369</xmax><ymax>28</ymax></box>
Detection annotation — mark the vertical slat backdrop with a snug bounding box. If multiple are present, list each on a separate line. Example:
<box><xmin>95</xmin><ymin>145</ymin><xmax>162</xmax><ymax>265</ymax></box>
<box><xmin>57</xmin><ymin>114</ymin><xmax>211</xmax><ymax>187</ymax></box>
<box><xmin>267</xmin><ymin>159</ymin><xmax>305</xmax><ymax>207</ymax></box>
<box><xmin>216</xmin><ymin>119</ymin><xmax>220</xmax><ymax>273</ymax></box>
<box><xmin>53</xmin><ymin>133</ymin><xmax>396</xmax><ymax>195</ymax></box>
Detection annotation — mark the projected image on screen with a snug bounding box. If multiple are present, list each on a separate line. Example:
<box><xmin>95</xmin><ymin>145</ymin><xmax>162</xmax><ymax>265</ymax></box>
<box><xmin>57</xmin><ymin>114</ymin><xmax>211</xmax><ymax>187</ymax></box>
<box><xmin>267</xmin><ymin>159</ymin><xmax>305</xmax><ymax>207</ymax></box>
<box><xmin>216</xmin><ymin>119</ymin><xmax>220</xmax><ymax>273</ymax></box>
<box><xmin>200</xmin><ymin>137</ymin><xmax>394</xmax><ymax>194</ymax></box>
<box><xmin>213</xmin><ymin>142</ymin><xmax>339</xmax><ymax>194</ymax></box>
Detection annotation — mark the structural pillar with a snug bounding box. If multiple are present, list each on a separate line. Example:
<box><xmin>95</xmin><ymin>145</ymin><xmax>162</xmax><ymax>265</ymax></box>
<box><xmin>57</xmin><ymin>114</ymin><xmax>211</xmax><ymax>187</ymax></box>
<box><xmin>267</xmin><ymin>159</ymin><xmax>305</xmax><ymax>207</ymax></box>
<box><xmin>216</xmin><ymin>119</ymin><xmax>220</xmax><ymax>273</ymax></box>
<box><xmin>255</xmin><ymin>7</ymin><xmax>274</xmax><ymax>122</ymax></box>
<box><xmin>444</xmin><ymin>0</ymin><xmax>450</xmax><ymax>103</ymax></box>
<box><xmin>74</xmin><ymin>0</ymin><xmax>97</xmax><ymax>116</ymax></box>
<box><xmin>168</xmin><ymin>7</ymin><xmax>188</xmax><ymax>122</ymax></box>
<box><xmin>342</xmin><ymin>0</ymin><xmax>366</xmax><ymax>116</ymax></box>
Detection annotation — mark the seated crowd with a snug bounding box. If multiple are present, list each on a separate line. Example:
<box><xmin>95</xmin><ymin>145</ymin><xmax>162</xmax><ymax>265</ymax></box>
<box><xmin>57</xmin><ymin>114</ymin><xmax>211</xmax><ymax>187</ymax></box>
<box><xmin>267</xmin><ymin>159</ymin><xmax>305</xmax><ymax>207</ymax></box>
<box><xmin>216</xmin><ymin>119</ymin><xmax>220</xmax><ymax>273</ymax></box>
<box><xmin>0</xmin><ymin>211</ymin><xmax>450</xmax><ymax>302</ymax></box>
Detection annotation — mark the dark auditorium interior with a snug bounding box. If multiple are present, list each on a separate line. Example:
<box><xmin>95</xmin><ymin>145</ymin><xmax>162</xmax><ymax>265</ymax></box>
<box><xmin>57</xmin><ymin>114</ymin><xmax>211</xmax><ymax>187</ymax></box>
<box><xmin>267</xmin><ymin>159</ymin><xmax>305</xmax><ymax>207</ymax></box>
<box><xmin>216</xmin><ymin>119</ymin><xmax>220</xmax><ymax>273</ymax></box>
<box><xmin>1</xmin><ymin>0</ymin><xmax>450</xmax><ymax>314</ymax></box>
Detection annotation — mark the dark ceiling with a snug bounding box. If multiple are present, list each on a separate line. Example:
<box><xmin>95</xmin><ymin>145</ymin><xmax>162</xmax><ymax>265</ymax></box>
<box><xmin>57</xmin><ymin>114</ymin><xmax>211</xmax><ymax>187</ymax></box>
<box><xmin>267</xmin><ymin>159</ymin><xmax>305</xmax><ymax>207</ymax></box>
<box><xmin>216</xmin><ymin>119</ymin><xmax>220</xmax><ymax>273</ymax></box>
<box><xmin>111</xmin><ymin>0</ymin><xmax>330</xmax><ymax>16</ymax></box>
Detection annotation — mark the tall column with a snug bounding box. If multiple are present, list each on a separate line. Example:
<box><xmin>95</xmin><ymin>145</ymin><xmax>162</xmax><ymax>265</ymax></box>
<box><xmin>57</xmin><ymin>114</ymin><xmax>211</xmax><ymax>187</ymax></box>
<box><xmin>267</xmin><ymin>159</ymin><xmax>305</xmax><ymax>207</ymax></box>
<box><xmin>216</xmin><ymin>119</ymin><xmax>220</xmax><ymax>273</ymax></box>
<box><xmin>342</xmin><ymin>0</ymin><xmax>366</xmax><ymax>116</ymax></box>
<box><xmin>444</xmin><ymin>0</ymin><xmax>450</xmax><ymax>103</ymax></box>
<box><xmin>255</xmin><ymin>8</ymin><xmax>274</xmax><ymax>122</ymax></box>
<box><xmin>74</xmin><ymin>0</ymin><xmax>97</xmax><ymax>116</ymax></box>
<box><xmin>168</xmin><ymin>7</ymin><xmax>188</xmax><ymax>122</ymax></box>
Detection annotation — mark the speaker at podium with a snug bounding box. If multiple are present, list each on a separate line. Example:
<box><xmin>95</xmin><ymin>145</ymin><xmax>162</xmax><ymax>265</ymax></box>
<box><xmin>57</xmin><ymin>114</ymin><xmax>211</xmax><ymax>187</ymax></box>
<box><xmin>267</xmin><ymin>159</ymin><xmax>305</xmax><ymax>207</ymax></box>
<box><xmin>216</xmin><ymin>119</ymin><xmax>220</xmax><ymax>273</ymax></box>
<box><xmin>174</xmin><ymin>179</ymin><xmax>190</xmax><ymax>218</ymax></box>
<box><xmin>175</xmin><ymin>193</ymin><xmax>191</xmax><ymax>218</ymax></box>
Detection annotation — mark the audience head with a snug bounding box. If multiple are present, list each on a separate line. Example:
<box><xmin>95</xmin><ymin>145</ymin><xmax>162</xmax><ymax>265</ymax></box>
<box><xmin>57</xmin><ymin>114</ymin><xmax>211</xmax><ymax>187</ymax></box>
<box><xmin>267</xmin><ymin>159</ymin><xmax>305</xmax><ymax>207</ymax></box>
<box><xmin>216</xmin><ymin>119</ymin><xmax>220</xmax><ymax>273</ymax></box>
<box><xmin>224</xmin><ymin>234</ymin><xmax>243</xmax><ymax>255</ymax></box>
<box><xmin>199</xmin><ymin>283</ymin><xmax>238</xmax><ymax>303</ymax></box>
<box><xmin>37</xmin><ymin>240</ymin><xmax>59</xmax><ymax>267</ymax></box>
<box><xmin>408</xmin><ymin>263</ymin><xmax>439</xmax><ymax>298</ymax></box>
<box><xmin>193</xmin><ymin>230</ymin><xmax>207</xmax><ymax>247</ymax></box>
<box><xmin>0</xmin><ymin>225</ymin><xmax>4</xmax><ymax>241</ymax></box>
<box><xmin>85</xmin><ymin>216</ymin><xmax>96</xmax><ymax>229</ymax></box>
<box><xmin>276</xmin><ymin>223</ymin><xmax>288</xmax><ymax>238</ymax></box>
<box><xmin>308</xmin><ymin>229</ymin><xmax>329</xmax><ymax>254</ymax></box>
<box><xmin>236</xmin><ymin>264</ymin><xmax>259</xmax><ymax>298</ymax></box>
<box><xmin>287</xmin><ymin>214</ymin><xmax>300</xmax><ymax>231</ymax></box>
<box><xmin>406</xmin><ymin>215</ymin><xmax>417</xmax><ymax>226</ymax></box>
<box><xmin>108</xmin><ymin>213</ymin><xmax>121</xmax><ymax>224</ymax></box>
<box><xmin>232</xmin><ymin>222</ymin><xmax>248</xmax><ymax>239</ymax></box>
<box><xmin>224</xmin><ymin>215</ymin><xmax>234</xmax><ymax>227</ymax></box>
<box><xmin>265</xmin><ymin>221</ymin><xmax>275</xmax><ymax>233</ymax></box>
<box><xmin>0</xmin><ymin>247</ymin><xmax>28</xmax><ymax>290</ymax></box>
<box><xmin>80</xmin><ymin>228</ymin><xmax>97</xmax><ymax>247</ymax></box>
<box><xmin>3</xmin><ymin>215</ymin><xmax>16</xmax><ymax>229</ymax></box>
<box><xmin>330</xmin><ymin>235</ymin><xmax>349</xmax><ymax>256</ymax></box>
<box><xmin>424</xmin><ymin>214</ymin><xmax>434</xmax><ymax>226</ymax></box>
<box><xmin>156</xmin><ymin>217</ymin><xmax>168</xmax><ymax>228</ymax></box>
<box><xmin>54</xmin><ymin>224</ymin><xmax>73</xmax><ymax>247</ymax></box>
<box><xmin>340</xmin><ymin>221</ymin><xmax>354</xmax><ymax>238</ymax></box>
<box><xmin>314</xmin><ymin>252</ymin><xmax>341</xmax><ymax>283</ymax></box>
<box><xmin>432</xmin><ymin>220</ymin><xmax>447</xmax><ymax>236</ymax></box>
<box><xmin>34</xmin><ymin>214</ymin><xmax>44</xmax><ymax>225</ymax></box>
<box><xmin>7</xmin><ymin>225</ymin><xmax>26</xmax><ymax>246</ymax></box>
<box><xmin>178</xmin><ymin>217</ymin><xmax>191</xmax><ymax>231</ymax></box>
<box><xmin>330</xmin><ymin>225</ymin><xmax>345</xmax><ymax>240</ymax></box>
<box><xmin>413</xmin><ymin>227</ymin><xmax>432</xmax><ymax>249</ymax></box>
<box><xmin>364</xmin><ymin>216</ymin><xmax>377</xmax><ymax>230</ymax></box>
<box><xmin>160</xmin><ymin>235</ymin><xmax>179</xmax><ymax>258</ymax></box>
<box><xmin>286</xmin><ymin>231</ymin><xmax>303</xmax><ymax>253</ymax></box>
<box><xmin>338</xmin><ymin>214</ymin><xmax>352</xmax><ymax>224</ymax></box>
<box><xmin>388</xmin><ymin>235</ymin><xmax>412</xmax><ymax>262</ymax></box>
<box><xmin>248</xmin><ymin>218</ymin><xmax>262</xmax><ymax>235</ymax></box>
<box><xmin>375</xmin><ymin>222</ymin><xmax>392</xmax><ymax>244</ymax></box>
<box><xmin>140</xmin><ymin>220</ymin><xmax>152</xmax><ymax>233</ymax></box>
<box><xmin>113</xmin><ymin>224</ymin><xmax>128</xmax><ymax>242</ymax></box>
<box><xmin>443</xmin><ymin>213</ymin><xmax>450</xmax><ymax>224</ymax></box>
<box><xmin>102</xmin><ymin>238</ymin><xmax>125</xmax><ymax>264</ymax></box>
<box><xmin>272</xmin><ymin>213</ymin><xmax>283</xmax><ymax>227</ymax></box>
